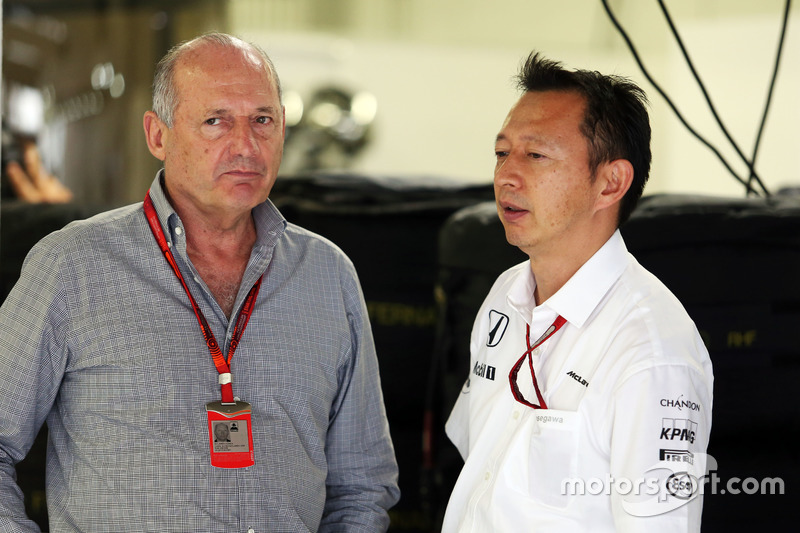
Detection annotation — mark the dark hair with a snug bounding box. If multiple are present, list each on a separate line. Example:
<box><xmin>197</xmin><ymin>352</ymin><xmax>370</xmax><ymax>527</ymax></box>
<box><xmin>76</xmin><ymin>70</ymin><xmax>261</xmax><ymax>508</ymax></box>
<box><xmin>515</xmin><ymin>52</ymin><xmax>651</xmax><ymax>226</ymax></box>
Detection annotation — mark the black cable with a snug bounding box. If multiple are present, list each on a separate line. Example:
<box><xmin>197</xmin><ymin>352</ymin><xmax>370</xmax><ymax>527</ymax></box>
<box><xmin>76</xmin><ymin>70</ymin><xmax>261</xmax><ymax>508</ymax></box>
<box><xmin>600</xmin><ymin>0</ymin><xmax>763</xmax><ymax>196</ymax></box>
<box><xmin>747</xmin><ymin>0</ymin><xmax>792</xmax><ymax>194</ymax></box>
<box><xmin>657</xmin><ymin>0</ymin><xmax>770</xmax><ymax>196</ymax></box>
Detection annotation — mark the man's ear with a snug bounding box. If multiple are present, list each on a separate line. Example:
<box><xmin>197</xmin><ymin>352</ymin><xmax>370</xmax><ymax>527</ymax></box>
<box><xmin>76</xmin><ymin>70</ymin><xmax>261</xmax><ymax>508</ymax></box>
<box><xmin>595</xmin><ymin>158</ymin><xmax>633</xmax><ymax>212</ymax></box>
<box><xmin>143</xmin><ymin>111</ymin><xmax>168</xmax><ymax>161</ymax></box>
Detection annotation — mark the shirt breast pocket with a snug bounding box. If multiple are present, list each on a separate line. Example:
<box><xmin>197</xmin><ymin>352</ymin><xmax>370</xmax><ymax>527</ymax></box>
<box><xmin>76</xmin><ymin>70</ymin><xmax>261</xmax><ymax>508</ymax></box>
<box><xmin>502</xmin><ymin>409</ymin><xmax>580</xmax><ymax>509</ymax></box>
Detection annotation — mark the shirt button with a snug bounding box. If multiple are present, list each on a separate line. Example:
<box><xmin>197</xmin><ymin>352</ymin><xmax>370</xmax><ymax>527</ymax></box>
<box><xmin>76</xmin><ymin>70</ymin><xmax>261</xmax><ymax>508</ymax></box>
<box><xmin>175</xmin><ymin>227</ymin><xmax>183</xmax><ymax>235</ymax></box>
<box><xmin>484</xmin><ymin>471</ymin><xmax>491</xmax><ymax>481</ymax></box>
<box><xmin>532</xmin><ymin>348</ymin><xmax>541</xmax><ymax>356</ymax></box>
<box><xmin>247</xmin><ymin>529</ymin><xmax>255</xmax><ymax>533</ymax></box>
<box><xmin>512</xmin><ymin>410</ymin><xmax>520</xmax><ymax>420</ymax></box>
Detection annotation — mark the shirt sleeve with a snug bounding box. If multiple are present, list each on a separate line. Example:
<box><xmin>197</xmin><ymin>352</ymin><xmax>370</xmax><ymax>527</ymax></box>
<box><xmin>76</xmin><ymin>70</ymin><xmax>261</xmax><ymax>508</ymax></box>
<box><xmin>0</xmin><ymin>240</ymin><xmax>69</xmax><ymax>532</ymax></box>
<box><xmin>608</xmin><ymin>357</ymin><xmax>713</xmax><ymax>533</ymax></box>
<box><xmin>444</xmin><ymin>274</ymin><xmax>505</xmax><ymax>462</ymax></box>
<box><xmin>318</xmin><ymin>259</ymin><xmax>400</xmax><ymax>532</ymax></box>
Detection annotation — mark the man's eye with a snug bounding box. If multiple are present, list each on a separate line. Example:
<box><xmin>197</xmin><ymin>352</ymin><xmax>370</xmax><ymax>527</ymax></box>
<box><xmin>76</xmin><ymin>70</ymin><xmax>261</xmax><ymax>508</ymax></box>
<box><xmin>528</xmin><ymin>152</ymin><xmax>544</xmax><ymax>159</ymax></box>
<box><xmin>205</xmin><ymin>118</ymin><xmax>220</xmax><ymax>126</ymax></box>
<box><xmin>495</xmin><ymin>151</ymin><xmax>508</xmax><ymax>158</ymax></box>
<box><xmin>255</xmin><ymin>116</ymin><xmax>272</xmax><ymax>125</ymax></box>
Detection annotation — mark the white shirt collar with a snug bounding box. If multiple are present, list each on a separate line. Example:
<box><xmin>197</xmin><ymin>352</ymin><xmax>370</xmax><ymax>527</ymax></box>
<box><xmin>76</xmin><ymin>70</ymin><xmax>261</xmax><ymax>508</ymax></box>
<box><xmin>507</xmin><ymin>230</ymin><xmax>630</xmax><ymax>328</ymax></box>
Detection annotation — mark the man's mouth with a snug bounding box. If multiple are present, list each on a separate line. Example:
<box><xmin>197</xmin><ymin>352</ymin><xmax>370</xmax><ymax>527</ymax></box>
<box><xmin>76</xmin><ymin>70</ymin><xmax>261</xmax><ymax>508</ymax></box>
<box><xmin>225</xmin><ymin>168</ymin><xmax>262</xmax><ymax>176</ymax></box>
<box><xmin>500</xmin><ymin>201</ymin><xmax>526</xmax><ymax>213</ymax></box>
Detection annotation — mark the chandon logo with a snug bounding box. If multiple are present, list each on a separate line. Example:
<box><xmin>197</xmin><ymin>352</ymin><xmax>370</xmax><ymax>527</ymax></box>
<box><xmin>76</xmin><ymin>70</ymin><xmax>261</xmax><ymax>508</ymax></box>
<box><xmin>660</xmin><ymin>394</ymin><xmax>701</xmax><ymax>412</ymax></box>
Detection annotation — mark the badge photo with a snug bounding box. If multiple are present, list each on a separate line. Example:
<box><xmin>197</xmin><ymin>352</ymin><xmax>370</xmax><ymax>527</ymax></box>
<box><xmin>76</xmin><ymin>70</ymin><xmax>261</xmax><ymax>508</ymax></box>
<box><xmin>206</xmin><ymin>400</ymin><xmax>255</xmax><ymax>468</ymax></box>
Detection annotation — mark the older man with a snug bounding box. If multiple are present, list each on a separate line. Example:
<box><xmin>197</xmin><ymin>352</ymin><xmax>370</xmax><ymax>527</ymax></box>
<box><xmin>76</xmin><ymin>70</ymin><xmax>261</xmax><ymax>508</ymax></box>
<box><xmin>0</xmin><ymin>33</ymin><xmax>399</xmax><ymax>532</ymax></box>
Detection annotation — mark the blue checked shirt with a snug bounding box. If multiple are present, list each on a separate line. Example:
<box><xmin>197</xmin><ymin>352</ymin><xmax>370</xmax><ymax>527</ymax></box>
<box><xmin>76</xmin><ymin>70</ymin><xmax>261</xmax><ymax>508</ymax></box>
<box><xmin>0</xmin><ymin>173</ymin><xmax>400</xmax><ymax>532</ymax></box>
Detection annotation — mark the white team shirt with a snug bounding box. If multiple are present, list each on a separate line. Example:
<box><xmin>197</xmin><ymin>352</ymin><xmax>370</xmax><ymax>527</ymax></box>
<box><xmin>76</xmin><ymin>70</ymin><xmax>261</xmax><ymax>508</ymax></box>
<box><xmin>443</xmin><ymin>230</ymin><xmax>713</xmax><ymax>532</ymax></box>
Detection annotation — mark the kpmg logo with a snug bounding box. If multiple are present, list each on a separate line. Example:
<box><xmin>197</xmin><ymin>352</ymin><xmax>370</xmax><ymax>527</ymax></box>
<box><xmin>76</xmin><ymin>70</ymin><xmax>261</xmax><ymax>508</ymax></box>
<box><xmin>486</xmin><ymin>310</ymin><xmax>509</xmax><ymax>347</ymax></box>
<box><xmin>660</xmin><ymin>418</ymin><xmax>697</xmax><ymax>444</ymax></box>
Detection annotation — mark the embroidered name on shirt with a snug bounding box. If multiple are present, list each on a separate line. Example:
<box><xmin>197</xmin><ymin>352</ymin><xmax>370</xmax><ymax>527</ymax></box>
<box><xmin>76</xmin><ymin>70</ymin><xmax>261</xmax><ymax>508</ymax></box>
<box><xmin>473</xmin><ymin>361</ymin><xmax>496</xmax><ymax>381</ymax></box>
<box><xmin>566</xmin><ymin>370</ymin><xmax>589</xmax><ymax>387</ymax></box>
<box><xmin>536</xmin><ymin>414</ymin><xmax>564</xmax><ymax>424</ymax></box>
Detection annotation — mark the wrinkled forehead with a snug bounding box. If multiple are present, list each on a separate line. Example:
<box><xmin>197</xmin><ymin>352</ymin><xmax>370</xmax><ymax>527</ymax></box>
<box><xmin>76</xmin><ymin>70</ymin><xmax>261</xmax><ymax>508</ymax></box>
<box><xmin>177</xmin><ymin>42</ymin><xmax>279</xmax><ymax>97</ymax></box>
<box><xmin>182</xmin><ymin>41</ymin><xmax>269</xmax><ymax>75</ymax></box>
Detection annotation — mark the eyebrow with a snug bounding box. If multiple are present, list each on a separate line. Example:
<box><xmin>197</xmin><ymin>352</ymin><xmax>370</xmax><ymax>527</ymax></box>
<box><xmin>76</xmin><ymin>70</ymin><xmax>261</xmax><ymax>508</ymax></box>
<box><xmin>206</xmin><ymin>106</ymin><xmax>280</xmax><ymax>116</ymax></box>
<box><xmin>495</xmin><ymin>132</ymin><xmax>553</xmax><ymax>146</ymax></box>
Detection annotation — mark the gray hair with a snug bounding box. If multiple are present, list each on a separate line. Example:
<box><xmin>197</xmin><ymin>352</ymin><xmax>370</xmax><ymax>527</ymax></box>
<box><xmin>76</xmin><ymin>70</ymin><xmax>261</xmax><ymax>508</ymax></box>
<box><xmin>151</xmin><ymin>32</ymin><xmax>283</xmax><ymax>127</ymax></box>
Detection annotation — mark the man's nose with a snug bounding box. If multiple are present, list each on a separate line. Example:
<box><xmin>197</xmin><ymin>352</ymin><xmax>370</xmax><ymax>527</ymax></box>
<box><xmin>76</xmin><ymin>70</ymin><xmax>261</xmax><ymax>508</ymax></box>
<box><xmin>230</xmin><ymin>121</ymin><xmax>259</xmax><ymax>157</ymax></box>
<box><xmin>494</xmin><ymin>153</ymin><xmax>524</xmax><ymax>188</ymax></box>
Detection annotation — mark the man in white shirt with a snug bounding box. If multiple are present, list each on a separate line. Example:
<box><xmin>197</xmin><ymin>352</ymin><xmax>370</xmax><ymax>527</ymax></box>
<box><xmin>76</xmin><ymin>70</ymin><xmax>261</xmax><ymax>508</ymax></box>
<box><xmin>442</xmin><ymin>52</ymin><xmax>713</xmax><ymax>532</ymax></box>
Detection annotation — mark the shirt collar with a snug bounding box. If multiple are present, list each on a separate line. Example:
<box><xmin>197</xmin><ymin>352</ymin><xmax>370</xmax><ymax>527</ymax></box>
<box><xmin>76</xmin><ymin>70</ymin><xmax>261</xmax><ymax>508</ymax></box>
<box><xmin>145</xmin><ymin>170</ymin><xmax>287</xmax><ymax>252</ymax></box>
<box><xmin>507</xmin><ymin>230</ymin><xmax>630</xmax><ymax>328</ymax></box>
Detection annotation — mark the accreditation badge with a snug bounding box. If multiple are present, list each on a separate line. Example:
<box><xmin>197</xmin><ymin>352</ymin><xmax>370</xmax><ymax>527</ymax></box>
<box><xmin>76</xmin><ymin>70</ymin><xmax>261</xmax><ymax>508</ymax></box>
<box><xmin>206</xmin><ymin>400</ymin><xmax>255</xmax><ymax>468</ymax></box>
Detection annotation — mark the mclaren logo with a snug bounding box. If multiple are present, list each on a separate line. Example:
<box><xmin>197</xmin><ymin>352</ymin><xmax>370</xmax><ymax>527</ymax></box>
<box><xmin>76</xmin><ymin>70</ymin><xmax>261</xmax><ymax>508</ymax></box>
<box><xmin>566</xmin><ymin>370</ymin><xmax>589</xmax><ymax>387</ymax></box>
<box><xmin>487</xmin><ymin>310</ymin><xmax>509</xmax><ymax>347</ymax></box>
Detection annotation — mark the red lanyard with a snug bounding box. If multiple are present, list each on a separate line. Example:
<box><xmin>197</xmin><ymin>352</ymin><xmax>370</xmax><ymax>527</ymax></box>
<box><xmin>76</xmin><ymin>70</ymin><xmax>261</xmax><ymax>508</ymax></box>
<box><xmin>508</xmin><ymin>315</ymin><xmax>566</xmax><ymax>410</ymax></box>
<box><xmin>143</xmin><ymin>191</ymin><xmax>262</xmax><ymax>404</ymax></box>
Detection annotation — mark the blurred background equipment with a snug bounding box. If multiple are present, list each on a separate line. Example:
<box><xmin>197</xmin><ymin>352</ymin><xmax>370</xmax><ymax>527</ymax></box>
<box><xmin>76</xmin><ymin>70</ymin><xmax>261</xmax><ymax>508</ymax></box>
<box><xmin>4</xmin><ymin>0</ymin><xmax>799</xmax><ymax>207</ymax></box>
<box><xmin>281</xmin><ymin>85</ymin><xmax>378</xmax><ymax>173</ymax></box>
<box><xmin>2</xmin><ymin>130</ymin><xmax>74</xmax><ymax>203</ymax></box>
